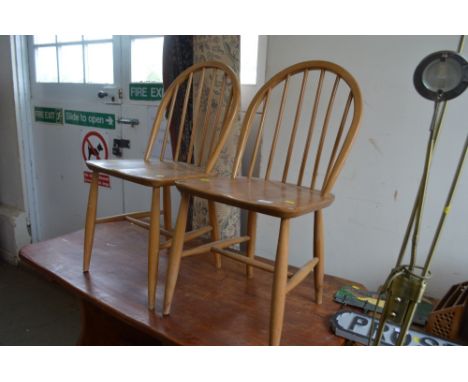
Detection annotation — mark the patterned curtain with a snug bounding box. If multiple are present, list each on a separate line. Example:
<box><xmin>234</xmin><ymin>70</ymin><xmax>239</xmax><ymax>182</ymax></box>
<box><xmin>162</xmin><ymin>35</ymin><xmax>194</xmax><ymax>161</ymax></box>
<box><xmin>192</xmin><ymin>36</ymin><xmax>241</xmax><ymax>239</ymax></box>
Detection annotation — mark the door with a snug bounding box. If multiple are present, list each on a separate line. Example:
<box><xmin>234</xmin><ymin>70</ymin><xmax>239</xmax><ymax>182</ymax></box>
<box><xmin>119</xmin><ymin>36</ymin><xmax>174</xmax><ymax>215</ymax></box>
<box><xmin>27</xmin><ymin>35</ymin><xmax>264</xmax><ymax>241</ymax></box>
<box><xmin>28</xmin><ymin>35</ymin><xmax>169</xmax><ymax>240</ymax></box>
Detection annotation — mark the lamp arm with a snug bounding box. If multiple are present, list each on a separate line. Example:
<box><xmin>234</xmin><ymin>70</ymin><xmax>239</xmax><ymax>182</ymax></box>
<box><xmin>371</xmin><ymin>35</ymin><xmax>467</xmax><ymax>346</ymax></box>
<box><xmin>457</xmin><ymin>35</ymin><xmax>466</xmax><ymax>54</ymax></box>
<box><xmin>395</xmin><ymin>101</ymin><xmax>447</xmax><ymax>267</ymax></box>
<box><xmin>423</xmin><ymin>134</ymin><xmax>468</xmax><ymax>275</ymax></box>
<box><xmin>408</xmin><ymin>101</ymin><xmax>441</xmax><ymax>270</ymax></box>
<box><xmin>396</xmin><ymin>36</ymin><xmax>465</xmax><ymax>268</ymax></box>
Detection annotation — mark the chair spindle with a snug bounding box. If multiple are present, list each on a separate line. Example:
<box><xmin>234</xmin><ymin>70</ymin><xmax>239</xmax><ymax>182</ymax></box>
<box><xmin>324</xmin><ymin>91</ymin><xmax>353</xmax><ymax>186</ymax></box>
<box><xmin>266</xmin><ymin>75</ymin><xmax>290</xmax><ymax>180</ymax></box>
<box><xmin>160</xmin><ymin>84</ymin><xmax>180</xmax><ymax>161</ymax></box>
<box><xmin>282</xmin><ymin>70</ymin><xmax>309</xmax><ymax>182</ymax></box>
<box><xmin>175</xmin><ymin>72</ymin><xmax>194</xmax><ymax>161</ymax></box>
<box><xmin>187</xmin><ymin>68</ymin><xmax>206</xmax><ymax>164</ymax></box>
<box><xmin>248</xmin><ymin>90</ymin><xmax>271</xmax><ymax>178</ymax></box>
<box><xmin>311</xmin><ymin>75</ymin><xmax>340</xmax><ymax>189</ymax></box>
<box><xmin>297</xmin><ymin>70</ymin><xmax>325</xmax><ymax>186</ymax></box>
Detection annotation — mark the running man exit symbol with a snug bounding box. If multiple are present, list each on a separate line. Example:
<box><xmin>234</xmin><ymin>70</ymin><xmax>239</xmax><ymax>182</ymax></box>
<box><xmin>34</xmin><ymin>107</ymin><xmax>63</xmax><ymax>125</ymax></box>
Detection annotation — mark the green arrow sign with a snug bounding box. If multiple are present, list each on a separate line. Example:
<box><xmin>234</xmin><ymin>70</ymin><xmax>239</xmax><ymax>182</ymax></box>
<box><xmin>129</xmin><ymin>83</ymin><xmax>163</xmax><ymax>101</ymax></box>
<box><xmin>64</xmin><ymin>109</ymin><xmax>115</xmax><ymax>129</ymax></box>
<box><xmin>34</xmin><ymin>107</ymin><xmax>63</xmax><ymax>124</ymax></box>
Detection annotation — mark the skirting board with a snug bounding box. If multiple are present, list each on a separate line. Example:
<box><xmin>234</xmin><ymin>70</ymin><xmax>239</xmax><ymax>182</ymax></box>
<box><xmin>0</xmin><ymin>204</ymin><xmax>30</xmax><ymax>264</ymax></box>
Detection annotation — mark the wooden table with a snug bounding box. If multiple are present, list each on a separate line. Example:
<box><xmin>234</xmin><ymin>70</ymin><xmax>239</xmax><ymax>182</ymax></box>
<box><xmin>19</xmin><ymin>221</ymin><xmax>361</xmax><ymax>345</ymax></box>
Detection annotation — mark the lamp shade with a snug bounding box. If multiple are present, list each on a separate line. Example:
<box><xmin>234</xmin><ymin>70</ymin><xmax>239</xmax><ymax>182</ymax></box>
<box><xmin>414</xmin><ymin>50</ymin><xmax>468</xmax><ymax>101</ymax></box>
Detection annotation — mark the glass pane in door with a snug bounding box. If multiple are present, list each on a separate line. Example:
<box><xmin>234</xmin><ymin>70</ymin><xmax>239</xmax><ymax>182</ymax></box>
<box><xmin>85</xmin><ymin>42</ymin><xmax>114</xmax><ymax>84</ymax></box>
<box><xmin>58</xmin><ymin>45</ymin><xmax>84</xmax><ymax>83</ymax></box>
<box><xmin>131</xmin><ymin>37</ymin><xmax>164</xmax><ymax>82</ymax></box>
<box><xmin>35</xmin><ymin>47</ymin><xmax>58</xmax><ymax>82</ymax></box>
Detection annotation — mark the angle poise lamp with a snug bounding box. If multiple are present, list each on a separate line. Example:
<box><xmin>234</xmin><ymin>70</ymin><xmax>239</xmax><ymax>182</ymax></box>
<box><xmin>372</xmin><ymin>47</ymin><xmax>468</xmax><ymax>346</ymax></box>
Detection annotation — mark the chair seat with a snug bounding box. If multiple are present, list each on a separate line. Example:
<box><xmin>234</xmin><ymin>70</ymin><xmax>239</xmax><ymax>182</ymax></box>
<box><xmin>175</xmin><ymin>177</ymin><xmax>334</xmax><ymax>218</ymax></box>
<box><xmin>86</xmin><ymin>159</ymin><xmax>209</xmax><ymax>187</ymax></box>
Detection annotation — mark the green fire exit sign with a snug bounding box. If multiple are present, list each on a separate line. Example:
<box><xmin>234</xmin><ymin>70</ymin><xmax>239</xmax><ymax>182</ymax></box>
<box><xmin>129</xmin><ymin>83</ymin><xmax>163</xmax><ymax>101</ymax></box>
<box><xmin>34</xmin><ymin>107</ymin><xmax>63</xmax><ymax>124</ymax></box>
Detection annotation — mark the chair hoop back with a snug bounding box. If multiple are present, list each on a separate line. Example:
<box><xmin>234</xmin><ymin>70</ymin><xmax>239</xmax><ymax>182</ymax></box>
<box><xmin>145</xmin><ymin>61</ymin><xmax>240</xmax><ymax>173</ymax></box>
<box><xmin>232</xmin><ymin>60</ymin><xmax>362</xmax><ymax>194</ymax></box>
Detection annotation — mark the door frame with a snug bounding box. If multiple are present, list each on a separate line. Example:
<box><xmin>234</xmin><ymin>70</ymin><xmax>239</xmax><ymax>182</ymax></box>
<box><xmin>13</xmin><ymin>35</ymin><xmax>165</xmax><ymax>242</ymax></box>
<box><xmin>11</xmin><ymin>35</ymin><xmax>40</xmax><ymax>241</ymax></box>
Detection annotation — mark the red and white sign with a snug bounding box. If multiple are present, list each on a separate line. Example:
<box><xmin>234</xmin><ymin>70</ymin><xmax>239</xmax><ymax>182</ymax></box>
<box><xmin>83</xmin><ymin>171</ymin><xmax>111</xmax><ymax>188</ymax></box>
<box><xmin>82</xmin><ymin>131</ymin><xmax>109</xmax><ymax>161</ymax></box>
<box><xmin>81</xmin><ymin>131</ymin><xmax>111</xmax><ymax>188</ymax></box>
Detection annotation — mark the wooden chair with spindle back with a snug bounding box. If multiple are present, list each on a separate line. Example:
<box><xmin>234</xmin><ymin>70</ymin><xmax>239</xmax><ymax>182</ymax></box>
<box><xmin>83</xmin><ymin>61</ymin><xmax>240</xmax><ymax>310</ymax></box>
<box><xmin>163</xmin><ymin>60</ymin><xmax>363</xmax><ymax>345</ymax></box>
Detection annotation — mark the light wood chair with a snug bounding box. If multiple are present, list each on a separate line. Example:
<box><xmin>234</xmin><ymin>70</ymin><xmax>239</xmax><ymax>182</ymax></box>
<box><xmin>163</xmin><ymin>60</ymin><xmax>363</xmax><ymax>345</ymax></box>
<box><xmin>83</xmin><ymin>61</ymin><xmax>240</xmax><ymax>310</ymax></box>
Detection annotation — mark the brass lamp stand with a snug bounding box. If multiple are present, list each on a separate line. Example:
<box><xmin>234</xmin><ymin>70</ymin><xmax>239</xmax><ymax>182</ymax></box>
<box><xmin>372</xmin><ymin>36</ymin><xmax>468</xmax><ymax>346</ymax></box>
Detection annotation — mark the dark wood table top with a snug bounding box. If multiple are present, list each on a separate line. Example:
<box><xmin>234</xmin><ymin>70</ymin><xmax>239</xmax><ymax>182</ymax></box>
<box><xmin>19</xmin><ymin>221</ymin><xmax>361</xmax><ymax>345</ymax></box>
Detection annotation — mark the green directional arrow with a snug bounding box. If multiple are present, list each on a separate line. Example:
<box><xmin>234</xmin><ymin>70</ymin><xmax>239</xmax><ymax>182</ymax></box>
<box><xmin>65</xmin><ymin>109</ymin><xmax>115</xmax><ymax>129</ymax></box>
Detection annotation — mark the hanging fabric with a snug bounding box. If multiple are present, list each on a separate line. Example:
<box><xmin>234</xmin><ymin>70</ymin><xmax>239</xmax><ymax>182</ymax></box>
<box><xmin>163</xmin><ymin>35</ymin><xmax>194</xmax><ymax>228</ymax></box>
<box><xmin>192</xmin><ymin>35</ymin><xmax>241</xmax><ymax>239</ymax></box>
<box><xmin>162</xmin><ymin>35</ymin><xmax>194</xmax><ymax>160</ymax></box>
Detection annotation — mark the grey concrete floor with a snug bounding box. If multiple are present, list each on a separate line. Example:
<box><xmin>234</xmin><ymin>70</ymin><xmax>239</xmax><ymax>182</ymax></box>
<box><xmin>0</xmin><ymin>260</ymin><xmax>80</xmax><ymax>345</ymax></box>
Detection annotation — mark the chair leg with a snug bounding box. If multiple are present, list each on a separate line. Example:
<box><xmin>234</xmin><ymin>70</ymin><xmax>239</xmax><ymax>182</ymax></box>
<box><xmin>147</xmin><ymin>187</ymin><xmax>161</xmax><ymax>311</ymax></box>
<box><xmin>163</xmin><ymin>192</ymin><xmax>190</xmax><ymax>315</ymax></box>
<box><xmin>208</xmin><ymin>200</ymin><xmax>221</xmax><ymax>269</ymax></box>
<box><xmin>314</xmin><ymin>210</ymin><xmax>324</xmax><ymax>304</ymax></box>
<box><xmin>83</xmin><ymin>171</ymin><xmax>99</xmax><ymax>272</ymax></box>
<box><xmin>269</xmin><ymin>218</ymin><xmax>290</xmax><ymax>346</ymax></box>
<box><xmin>246</xmin><ymin>211</ymin><xmax>257</xmax><ymax>278</ymax></box>
<box><xmin>162</xmin><ymin>185</ymin><xmax>172</xmax><ymax>231</ymax></box>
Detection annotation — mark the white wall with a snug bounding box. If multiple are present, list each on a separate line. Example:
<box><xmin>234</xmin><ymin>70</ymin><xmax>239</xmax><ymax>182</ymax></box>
<box><xmin>0</xmin><ymin>36</ymin><xmax>25</xmax><ymax>210</ymax></box>
<box><xmin>0</xmin><ymin>36</ymin><xmax>30</xmax><ymax>263</ymax></box>
<box><xmin>255</xmin><ymin>36</ymin><xmax>467</xmax><ymax>298</ymax></box>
